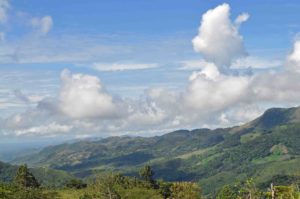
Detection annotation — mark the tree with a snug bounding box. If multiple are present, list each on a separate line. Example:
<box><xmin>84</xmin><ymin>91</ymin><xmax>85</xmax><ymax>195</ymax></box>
<box><xmin>139</xmin><ymin>165</ymin><xmax>155</xmax><ymax>187</ymax></box>
<box><xmin>14</xmin><ymin>164</ymin><xmax>40</xmax><ymax>188</ymax></box>
<box><xmin>239</xmin><ymin>179</ymin><xmax>262</xmax><ymax>199</ymax></box>
<box><xmin>217</xmin><ymin>185</ymin><xmax>239</xmax><ymax>199</ymax></box>
<box><xmin>86</xmin><ymin>173</ymin><xmax>121</xmax><ymax>199</ymax></box>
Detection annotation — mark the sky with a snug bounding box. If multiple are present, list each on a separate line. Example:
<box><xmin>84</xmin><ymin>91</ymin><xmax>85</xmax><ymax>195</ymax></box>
<box><xmin>1</xmin><ymin>0</ymin><xmax>300</xmax><ymax>142</ymax></box>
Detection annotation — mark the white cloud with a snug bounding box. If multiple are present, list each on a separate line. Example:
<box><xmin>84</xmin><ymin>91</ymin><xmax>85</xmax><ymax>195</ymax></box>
<box><xmin>59</xmin><ymin>69</ymin><xmax>120</xmax><ymax>119</ymax></box>
<box><xmin>250</xmin><ymin>71</ymin><xmax>300</xmax><ymax>103</ymax></box>
<box><xmin>219</xmin><ymin>105</ymin><xmax>263</xmax><ymax>126</ymax></box>
<box><xmin>126</xmin><ymin>102</ymin><xmax>168</xmax><ymax>129</ymax></box>
<box><xmin>181</xmin><ymin>57</ymin><xmax>282</xmax><ymax>71</ymax></box>
<box><xmin>189</xmin><ymin>62</ymin><xmax>220</xmax><ymax>81</ymax></box>
<box><xmin>178</xmin><ymin>59</ymin><xmax>209</xmax><ymax>70</ymax></box>
<box><xmin>232</xmin><ymin>56</ymin><xmax>282</xmax><ymax>69</ymax></box>
<box><xmin>15</xmin><ymin>122</ymin><xmax>73</xmax><ymax>136</ymax></box>
<box><xmin>92</xmin><ymin>62</ymin><xmax>159</xmax><ymax>72</ymax></box>
<box><xmin>235</xmin><ymin>13</ymin><xmax>250</xmax><ymax>26</ymax></box>
<box><xmin>245</xmin><ymin>39</ymin><xmax>300</xmax><ymax>104</ymax></box>
<box><xmin>286</xmin><ymin>39</ymin><xmax>300</xmax><ymax>73</ymax></box>
<box><xmin>31</xmin><ymin>16</ymin><xmax>53</xmax><ymax>35</ymax></box>
<box><xmin>0</xmin><ymin>0</ymin><xmax>9</xmax><ymax>24</ymax></box>
<box><xmin>184</xmin><ymin>63</ymin><xmax>250</xmax><ymax>113</ymax></box>
<box><xmin>192</xmin><ymin>3</ymin><xmax>248</xmax><ymax>67</ymax></box>
<box><xmin>14</xmin><ymin>90</ymin><xmax>45</xmax><ymax>104</ymax></box>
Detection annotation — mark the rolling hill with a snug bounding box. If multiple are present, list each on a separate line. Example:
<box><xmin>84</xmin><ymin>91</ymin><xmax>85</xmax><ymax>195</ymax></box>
<box><xmin>0</xmin><ymin>161</ymin><xmax>74</xmax><ymax>187</ymax></box>
<box><xmin>12</xmin><ymin>106</ymin><xmax>300</xmax><ymax>194</ymax></box>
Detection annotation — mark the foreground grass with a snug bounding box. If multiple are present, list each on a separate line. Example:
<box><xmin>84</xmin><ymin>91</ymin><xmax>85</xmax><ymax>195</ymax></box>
<box><xmin>55</xmin><ymin>187</ymin><xmax>163</xmax><ymax>199</ymax></box>
<box><xmin>56</xmin><ymin>189</ymin><xmax>86</xmax><ymax>199</ymax></box>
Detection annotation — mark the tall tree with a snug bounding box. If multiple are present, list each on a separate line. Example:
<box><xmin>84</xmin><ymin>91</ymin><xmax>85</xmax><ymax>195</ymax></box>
<box><xmin>14</xmin><ymin>164</ymin><xmax>40</xmax><ymax>188</ymax></box>
<box><xmin>139</xmin><ymin>165</ymin><xmax>155</xmax><ymax>183</ymax></box>
<box><xmin>88</xmin><ymin>173</ymin><xmax>121</xmax><ymax>199</ymax></box>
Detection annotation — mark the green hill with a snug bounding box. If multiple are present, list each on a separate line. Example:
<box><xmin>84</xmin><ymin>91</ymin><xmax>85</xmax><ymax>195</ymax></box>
<box><xmin>0</xmin><ymin>161</ymin><xmax>74</xmax><ymax>187</ymax></box>
<box><xmin>12</xmin><ymin>106</ymin><xmax>300</xmax><ymax>194</ymax></box>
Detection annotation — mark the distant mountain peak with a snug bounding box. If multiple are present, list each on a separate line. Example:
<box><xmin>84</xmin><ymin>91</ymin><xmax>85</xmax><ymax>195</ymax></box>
<box><xmin>250</xmin><ymin>106</ymin><xmax>300</xmax><ymax>129</ymax></box>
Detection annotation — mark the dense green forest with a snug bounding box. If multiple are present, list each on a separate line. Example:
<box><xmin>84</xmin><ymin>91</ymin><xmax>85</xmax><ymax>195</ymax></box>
<box><xmin>1</xmin><ymin>164</ymin><xmax>300</xmax><ymax>199</ymax></box>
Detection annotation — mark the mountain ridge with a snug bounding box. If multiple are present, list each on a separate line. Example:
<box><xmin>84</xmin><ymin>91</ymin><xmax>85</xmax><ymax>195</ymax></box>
<box><xmin>11</xmin><ymin>106</ymin><xmax>300</xmax><ymax>194</ymax></box>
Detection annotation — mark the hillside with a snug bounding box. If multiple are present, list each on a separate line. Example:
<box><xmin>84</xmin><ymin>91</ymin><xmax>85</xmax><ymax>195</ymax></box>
<box><xmin>0</xmin><ymin>161</ymin><xmax>74</xmax><ymax>187</ymax></box>
<box><xmin>12</xmin><ymin>106</ymin><xmax>300</xmax><ymax>194</ymax></box>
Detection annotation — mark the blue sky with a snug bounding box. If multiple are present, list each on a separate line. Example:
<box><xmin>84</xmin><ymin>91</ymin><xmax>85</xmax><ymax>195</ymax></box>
<box><xmin>1</xmin><ymin>0</ymin><xmax>300</xmax><ymax>141</ymax></box>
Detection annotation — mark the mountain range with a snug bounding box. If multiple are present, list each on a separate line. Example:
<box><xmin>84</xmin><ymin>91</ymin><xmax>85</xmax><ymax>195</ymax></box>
<box><xmin>10</xmin><ymin>106</ymin><xmax>300</xmax><ymax>194</ymax></box>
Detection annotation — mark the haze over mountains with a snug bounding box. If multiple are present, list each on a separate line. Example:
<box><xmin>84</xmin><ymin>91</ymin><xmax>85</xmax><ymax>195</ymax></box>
<box><xmin>6</xmin><ymin>106</ymin><xmax>300</xmax><ymax>194</ymax></box>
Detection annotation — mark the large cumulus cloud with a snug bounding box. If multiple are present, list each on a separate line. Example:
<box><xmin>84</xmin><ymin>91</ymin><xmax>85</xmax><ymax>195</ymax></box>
<box><xmin>192</xmin><ymin>3</ymin><xmax>248</xmax><ymax>68</ymax></box>
<box><xmin>59</xmin><ymin>69</ymin><xmax>120</xmax><ymax>119</ymax></box>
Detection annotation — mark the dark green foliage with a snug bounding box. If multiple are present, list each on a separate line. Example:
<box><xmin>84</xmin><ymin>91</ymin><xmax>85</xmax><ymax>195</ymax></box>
<box><xmin>106</xmin><ymin>152</ymin><xmax>153</xmax><ymax>166</ymax></box>
<box><xmin>259</xmin><ymin>175</ymin><xmax>300</xmax><ymax>189</ymax></box>
<box><xmin>139</xmin><ymin>165</ymin><xmax>155</xmax><ymax>185</ymax></box>
<box><xmin>217</xmin><ymin>185</ymin><xmax>239</xmax><ymax>199</ymax></box>
<box><xmin>222</xmin><ymin>134</ymin><xmax>240</xmax><ymax>148</ymax></box>
<box><xmin>157</xmin><ymin>181</ymin><xmax>172</xmax><ymax>199</ymax></box>
<box><xmin>3</xmin><ymin>167</ymin><xmax>300</xmax><ymax>199</ymax></box>
<box><xmin>65</xmin><ymin>179</ymin><xmax>87</xmax><ymax>189</ymax></box>
<box><xmin>251</xmin><ymin>107</ymin><xmax>295</xmax><ymax>129</ymax></box>
<box><xmin>14</xmin><ymin>164</ymin><xmax>40</xmax><ymax>188</ymax></box>
<box><xmin>0</xmin><ymin>161</ymin><xmax>17</xmax><ymax>183</ymax></box>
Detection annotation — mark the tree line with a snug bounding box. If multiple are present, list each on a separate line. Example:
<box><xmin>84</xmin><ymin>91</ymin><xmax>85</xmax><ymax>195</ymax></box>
<box><xmin>0</xmin><ymin>164</ymin><xmax>299</xmax><ymax>199</ymax></box>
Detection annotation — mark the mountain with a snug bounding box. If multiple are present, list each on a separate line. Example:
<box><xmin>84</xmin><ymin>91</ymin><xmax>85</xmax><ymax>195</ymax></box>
<box><xmin>0</xmin><ymin>161</ymin><xmax>74</xmax><ymax>187</ymax></box>
<box><xmin>12</xmin><ymin>106</ymin><xmax>300</xmax><ymax>194</ymax></box>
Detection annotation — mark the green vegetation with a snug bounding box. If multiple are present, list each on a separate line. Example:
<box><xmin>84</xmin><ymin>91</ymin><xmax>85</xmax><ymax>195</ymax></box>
<box><xmin>0</xmin><ymin>161</ymin><xmax>74</xmax><ymax>187</ymax></box>
<box><xmin>65</xmin><ymin>179</ymin><xmax>87</xmax><ymax>189</ymax></box>
<box><xmin>139</xmin><ymin>165</ymin><xmax>156</xmax><ymax>188</ymax></box>
<box><xmin>1</xmin><ymin>164</ymin><xmax>300</xmax><ymax>198</ymax></box>
<box><xmin>14</xmin><ymin>164</ymin><xmax>40</xmax><ymax>188</ymax></box>
<box><xmin>0</xmin><ymin>165</ymin><xmax>203</xmax><ymax>199</ymax></box>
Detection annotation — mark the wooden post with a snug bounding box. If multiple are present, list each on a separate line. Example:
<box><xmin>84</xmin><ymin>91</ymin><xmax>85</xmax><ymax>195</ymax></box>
<box><xmin>271</xmin><ymin>183</ymin><xmax>275</xmax><ymax>199</ymax></box>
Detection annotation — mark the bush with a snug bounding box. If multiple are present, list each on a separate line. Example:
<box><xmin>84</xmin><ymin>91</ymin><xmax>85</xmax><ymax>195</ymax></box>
<box><xmin>65</xmin><ymin>179</ymin><xmax>87</xmax><ymax>189</ymax></box>
<box><xmin>170</xmin><ymin>182</ymin><xmax>202</xmax><ymax>199</ymax></box>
